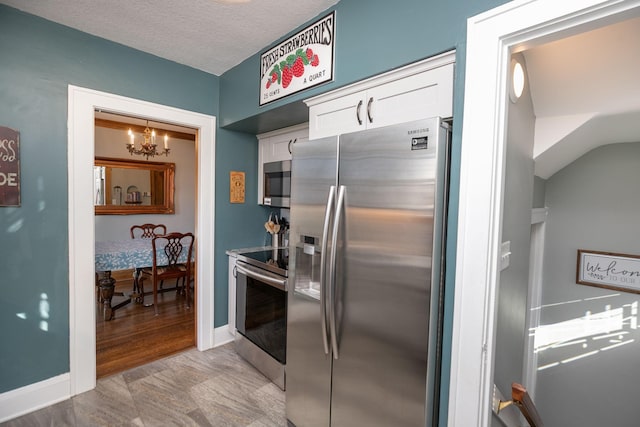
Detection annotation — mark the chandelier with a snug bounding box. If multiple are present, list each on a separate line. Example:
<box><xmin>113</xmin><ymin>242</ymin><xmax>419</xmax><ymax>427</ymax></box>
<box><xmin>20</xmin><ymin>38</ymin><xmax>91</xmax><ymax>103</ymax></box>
<box><xmin>126</xmin><ymin>121</ymin><xmax>170</xmax><ymax>159</ymax></box>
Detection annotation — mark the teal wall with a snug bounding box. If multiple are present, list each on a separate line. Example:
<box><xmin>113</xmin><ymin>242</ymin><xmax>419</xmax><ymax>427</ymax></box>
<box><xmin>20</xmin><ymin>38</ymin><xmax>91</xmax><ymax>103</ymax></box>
<box><xmin>0</xmin><ymin>5</ymin><xmax>267</xmax><ymax>393</ymax></box>
<box><xmin>214</xmin><ymin>128</ymin><xmax>271</xmax><ymax>326</ymax></box>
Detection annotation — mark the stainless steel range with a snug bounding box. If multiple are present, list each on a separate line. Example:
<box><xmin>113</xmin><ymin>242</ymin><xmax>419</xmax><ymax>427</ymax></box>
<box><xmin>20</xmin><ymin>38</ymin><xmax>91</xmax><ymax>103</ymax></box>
<box><xmin>235</xmin><ymin>248</ymin><xmax>288</xmax><ymax>390</ymax></box>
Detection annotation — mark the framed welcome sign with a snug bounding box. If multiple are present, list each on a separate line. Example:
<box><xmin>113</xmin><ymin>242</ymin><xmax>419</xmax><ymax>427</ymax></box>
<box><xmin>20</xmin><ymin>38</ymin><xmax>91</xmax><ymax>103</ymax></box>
<box><xmin>259</xmin><ymin>11</ymin><xmax>335</xmax><ymax>106</ymax></box>
<box><xmin>577</xmin><ymin>249</ymin><xmax>640</xmax><ymax>294</ymax></box>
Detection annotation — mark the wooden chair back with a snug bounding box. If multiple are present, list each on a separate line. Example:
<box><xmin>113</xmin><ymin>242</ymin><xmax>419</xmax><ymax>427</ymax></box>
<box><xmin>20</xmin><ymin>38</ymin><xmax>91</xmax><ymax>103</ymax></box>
<box><xmin>142</xmin><ymin>232</ymin><xmax>194</xmax><ymax>315</ymax></box>
<box><xmin>130</xmin><ymin>223</ymin><xmax>167</xmax><ymax>239</ymax></box>
<box><xmin>152</xmin><ymin>232</ymin><xmax>194</xmax><ymax>273</ymax></box>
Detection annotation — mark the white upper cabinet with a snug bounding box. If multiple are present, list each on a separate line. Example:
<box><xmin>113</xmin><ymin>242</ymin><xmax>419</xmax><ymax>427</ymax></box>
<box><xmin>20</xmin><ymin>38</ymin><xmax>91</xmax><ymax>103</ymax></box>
<box><xmin>260</xmin><ymin>125</ymin><xmax>308</xmax><ymax>165</ymax></box>
<box><xmin>305</xmin><ymin>50</ymin><xmax>455</xmax><ymax>140</ymax></box>
<box><xmin>257</xmin><ymin>123</ymin><xmax>309</xmax><ymax>205</ymax></box>
<box><xmin>306</xmin><ymin>91</ymin><xmax>368</xmax><ymax>137</ymax></box>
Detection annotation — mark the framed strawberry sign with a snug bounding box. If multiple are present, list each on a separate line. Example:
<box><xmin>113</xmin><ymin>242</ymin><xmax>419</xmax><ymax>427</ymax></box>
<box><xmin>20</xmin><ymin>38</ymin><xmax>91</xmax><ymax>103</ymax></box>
<box><xmin>260</xmin><ymin>11</ymin><xmax>335</xmax><ymax>106</ymax></box>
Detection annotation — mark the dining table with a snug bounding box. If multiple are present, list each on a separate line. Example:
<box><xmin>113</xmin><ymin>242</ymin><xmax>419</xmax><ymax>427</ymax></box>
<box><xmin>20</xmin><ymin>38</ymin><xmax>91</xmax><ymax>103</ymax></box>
<box><xmin>95</xmin><ymin>239</ymin><xmax>190</xmax><ymax>320</ymax></box>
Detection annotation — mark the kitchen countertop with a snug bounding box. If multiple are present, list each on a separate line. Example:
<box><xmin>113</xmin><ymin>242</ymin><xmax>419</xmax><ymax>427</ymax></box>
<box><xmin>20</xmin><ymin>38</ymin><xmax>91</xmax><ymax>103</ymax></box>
<box><xmin>226</xmin><ymin>246</ymin><xmax>278</xmax><ymax>257</ymax></box>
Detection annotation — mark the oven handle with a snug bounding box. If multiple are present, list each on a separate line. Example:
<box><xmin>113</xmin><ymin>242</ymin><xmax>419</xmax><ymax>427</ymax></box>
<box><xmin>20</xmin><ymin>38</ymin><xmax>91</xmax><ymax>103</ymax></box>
<box><xmin>235</xmin><ymin>262</ymin><xmax>287</xmax><ymax>291</ymax></box>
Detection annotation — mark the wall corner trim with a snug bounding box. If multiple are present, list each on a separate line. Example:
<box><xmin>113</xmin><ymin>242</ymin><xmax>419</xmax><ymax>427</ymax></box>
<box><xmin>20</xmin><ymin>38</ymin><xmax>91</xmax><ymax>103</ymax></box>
<box><xmin>213</xmin><ymin>324</ymin><xmax>235</xmax><ymax>347</ymax></box>
<box><xmin>531</xmin><ymin>207</ymin><xmax>549</xmax><ymax>225</ymax></box>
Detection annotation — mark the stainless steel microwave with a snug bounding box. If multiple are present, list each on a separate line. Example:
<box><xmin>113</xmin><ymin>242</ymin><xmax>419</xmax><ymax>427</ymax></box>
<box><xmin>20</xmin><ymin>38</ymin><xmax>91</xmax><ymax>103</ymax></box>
<box><xmin>263</xmin><ymin>160</ymin><xmax>291</xmax><ymax>208</ymax></box>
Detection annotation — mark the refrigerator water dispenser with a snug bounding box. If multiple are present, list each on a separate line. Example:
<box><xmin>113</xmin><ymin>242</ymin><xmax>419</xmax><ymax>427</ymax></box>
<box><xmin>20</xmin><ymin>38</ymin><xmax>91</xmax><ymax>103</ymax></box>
<box><xmin>293</xmin><ymin>236</ymin><xmax>322</xmax><ymax>299</ymax></box>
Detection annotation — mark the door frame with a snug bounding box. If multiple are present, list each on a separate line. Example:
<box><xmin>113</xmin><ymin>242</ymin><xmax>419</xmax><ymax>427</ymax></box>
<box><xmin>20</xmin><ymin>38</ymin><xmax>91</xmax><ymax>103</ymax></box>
<box><xmin>523</xmin><ymin>208</ymin><xmax>548</xmax><ymax>400</ymax></box>
<box><xmin>68</xmin><ymin>86</ymin><xmax>216</xmax><ymax>395</ymax></box>
<box><xmin>448</xmin><ymin>0</ymin><xmax>640</xmax><ymax>425</ymax></box>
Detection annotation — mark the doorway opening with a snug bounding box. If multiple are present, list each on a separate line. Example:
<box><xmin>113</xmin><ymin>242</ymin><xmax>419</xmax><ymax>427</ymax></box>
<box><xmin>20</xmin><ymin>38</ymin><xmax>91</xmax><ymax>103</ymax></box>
<box><xmin>93</xmin><ymin>111</ymin><xmax>198</xmax><ymax>377</ymax></box>
<box><xmin>68</xmin><ymin>86</ymin><xmax>216</xmax><ymax>396</ymax></box>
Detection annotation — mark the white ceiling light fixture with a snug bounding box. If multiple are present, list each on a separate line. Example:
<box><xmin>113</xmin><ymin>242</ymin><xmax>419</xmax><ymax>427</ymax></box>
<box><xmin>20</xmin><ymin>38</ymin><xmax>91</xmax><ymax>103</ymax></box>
<box><xmin>510</xmin><ymin>58</ymin><xmax>526</xmax><ymax>103</ymax></box>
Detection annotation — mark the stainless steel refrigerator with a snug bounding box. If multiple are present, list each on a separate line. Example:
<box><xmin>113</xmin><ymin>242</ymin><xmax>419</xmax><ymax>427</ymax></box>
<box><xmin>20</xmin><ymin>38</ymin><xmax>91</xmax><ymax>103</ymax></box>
<box><xmin>286</xmin><ymin>117</ymin><xmax>450</xmax><ymax>426</ymax></box>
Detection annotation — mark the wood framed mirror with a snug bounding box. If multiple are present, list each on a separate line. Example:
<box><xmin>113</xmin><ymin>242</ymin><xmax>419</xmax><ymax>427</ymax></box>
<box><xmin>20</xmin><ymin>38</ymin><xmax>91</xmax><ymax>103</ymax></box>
<box><xmin>94</xmin><ymin>157</ymin><xmax>175</xmax><ymax>215</ymax></box>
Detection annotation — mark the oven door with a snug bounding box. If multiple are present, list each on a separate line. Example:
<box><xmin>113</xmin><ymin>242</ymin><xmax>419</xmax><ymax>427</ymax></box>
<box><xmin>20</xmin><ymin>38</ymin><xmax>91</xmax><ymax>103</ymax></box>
<box><xmin>236</xmin><ymin>260</ymin><xmax>287</xmax><ymax>364</ymax></box>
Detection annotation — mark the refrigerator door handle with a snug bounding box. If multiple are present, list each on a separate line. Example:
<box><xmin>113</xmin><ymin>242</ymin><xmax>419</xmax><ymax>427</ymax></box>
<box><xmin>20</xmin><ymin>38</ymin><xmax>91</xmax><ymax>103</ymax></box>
<box><xmin>329</xmin><ymin>185</ymin><xmax>346</xmax><ymax>360</ymax></box>
<box><xmin>319</xmin><ymin>185</ymin><xmax>336</xmax><ymax>355</ymax></box>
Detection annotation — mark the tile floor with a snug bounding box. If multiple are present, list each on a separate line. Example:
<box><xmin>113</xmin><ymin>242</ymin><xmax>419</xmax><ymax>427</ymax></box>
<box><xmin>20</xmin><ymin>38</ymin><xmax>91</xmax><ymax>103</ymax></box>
<box><xmin>4</xmin><ymin>344</ymin><xmax>285</xmax><ymax>426</ymax></box>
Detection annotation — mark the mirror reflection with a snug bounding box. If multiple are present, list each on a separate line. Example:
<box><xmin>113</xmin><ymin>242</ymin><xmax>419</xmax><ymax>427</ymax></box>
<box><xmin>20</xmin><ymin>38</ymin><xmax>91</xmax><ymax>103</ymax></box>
<box><xmin>94</xmin><ymin>157</ymin><xmax>175</xmax><ymax>215</ymax></box>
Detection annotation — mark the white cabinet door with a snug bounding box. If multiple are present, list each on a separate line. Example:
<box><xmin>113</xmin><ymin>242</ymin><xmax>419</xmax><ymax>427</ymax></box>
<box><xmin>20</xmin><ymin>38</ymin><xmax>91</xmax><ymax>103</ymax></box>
<box><xmin>257</xmin><ymin>138</ymin><xmax>268</xmax><ymax>204</ymax></box>
<box><xmin>271</xmin><ymin>135</ymin><xmax>293</xmax><ymax>161</ymax></box>
<box><xmin>366</xmin><ymin>62</ymin><xmax>454</xmax><ymax>129</ymax></box>
<box><xmin>308</xmin><ymin>91</ymin><xmax>367</xmax><ymax>139</ymax></box>
<box><xmin>269</xmin><ymin>128</ymin><xmax>307</xmax><ymax>161</ymax></box>
<box><xmin>257</xmin><ymin>124</ymin><xmax>309</xmax><ymax>204</ymax></box>
<box><xmin>306</xmin><ymin>51</ymin><xmax>455</xmax><ymax>140</ymax></box>
<box><xmin>288</xmin><ymin>132</ymin><xmax>308</xmax><ymax>154</ymax></box>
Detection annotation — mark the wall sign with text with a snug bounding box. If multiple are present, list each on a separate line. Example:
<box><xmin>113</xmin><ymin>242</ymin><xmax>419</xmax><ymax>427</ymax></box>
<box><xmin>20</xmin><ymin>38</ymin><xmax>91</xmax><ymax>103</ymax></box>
<box><xmin>230</xmin><ymin>171</ymin><xmax>245</xmax><ymax>204</ymax></box>
<box><xmin>0</xmin><ymin>126</ymin><xmax>20</xmax><ymax>207</ymax></box>
<box><xmin>577</xmin><ymin>249</ymin><xmax>640</xmax><ymax>294</ymax></box>
<box><xmin>259</xmin><ymin>11</ymin><xmax>335</xmax><ymax>106</ymax></box>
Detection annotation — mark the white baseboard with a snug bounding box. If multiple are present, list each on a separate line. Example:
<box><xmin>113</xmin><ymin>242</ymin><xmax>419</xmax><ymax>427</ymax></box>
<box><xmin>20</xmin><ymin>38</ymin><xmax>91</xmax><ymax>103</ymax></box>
<box><xmin>213</xmin><ymin>324</ymin><xmax>235</xmax><ymax>347</ymax></box>
<box><xmin>0</xmin><ymin>374</ymin><xmax>70</xmax><ymax>423</ymax></box>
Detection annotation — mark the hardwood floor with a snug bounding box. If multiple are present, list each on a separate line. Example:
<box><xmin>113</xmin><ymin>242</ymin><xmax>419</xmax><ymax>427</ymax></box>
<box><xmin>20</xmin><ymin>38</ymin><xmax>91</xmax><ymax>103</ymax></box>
<box><xmin>96</xmin><ymin>275</ymin><xmax>195</xmax><ymax>378</ymax></box>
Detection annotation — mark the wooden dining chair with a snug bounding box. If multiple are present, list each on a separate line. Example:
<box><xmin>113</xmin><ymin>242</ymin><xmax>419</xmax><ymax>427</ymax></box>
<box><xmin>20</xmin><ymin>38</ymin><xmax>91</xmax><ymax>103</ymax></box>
<box><xmin>130</xmin><ymin>223</ymin><xmax>167</xmax><ymax>239</ymax></box>
<box><xmin>138</xmin><ymin>232</ymin><xmax>194</xmax><ymax>315</ymax></box>
<box><xmin>130</xmin><ymin>223</ymin><xmax>167</xmax><ymax>295</ymax></box>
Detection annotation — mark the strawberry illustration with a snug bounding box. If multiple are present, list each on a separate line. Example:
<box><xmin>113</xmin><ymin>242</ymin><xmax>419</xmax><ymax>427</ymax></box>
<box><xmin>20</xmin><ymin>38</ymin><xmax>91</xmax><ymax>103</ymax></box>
<box><xmin>296</xmin><ymin>49</ymin><xmax>309</xmax><ymax>65</ymax></box>
<box><xmin>306</xmin><ymin>48</ymin><xmax>314</xmax><ymax>61</ymax></box>
<box><xmin>281</xmin><ymin>65</ymin><xmax>293</xmax><ymax>88</ymax></box>
<box><xmin>292</xmin><ymin>57</ymin><xmax>305</xmax><ymax>77</ymax></box>
<box><xmin>266</xmin><ymin>80</ymin><xmax>271</xmax><ymax>89</ymax></box>
<box><xmin>311</xmin><ymin>55</ymin><xmax>319</xmax><ymax>67</ymax></box>
<box><xmin>271</xmin><ymin>64</ymin><xmax>281</xmax><ymax>85</ymax></box>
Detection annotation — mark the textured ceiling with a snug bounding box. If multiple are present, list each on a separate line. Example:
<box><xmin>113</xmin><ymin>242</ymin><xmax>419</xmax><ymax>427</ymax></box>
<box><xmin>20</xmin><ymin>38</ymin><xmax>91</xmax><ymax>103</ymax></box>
<box><xmin>0</xmin><ymin>0</ymin><xmax>339</xmax><ymax>75</ymax></box>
